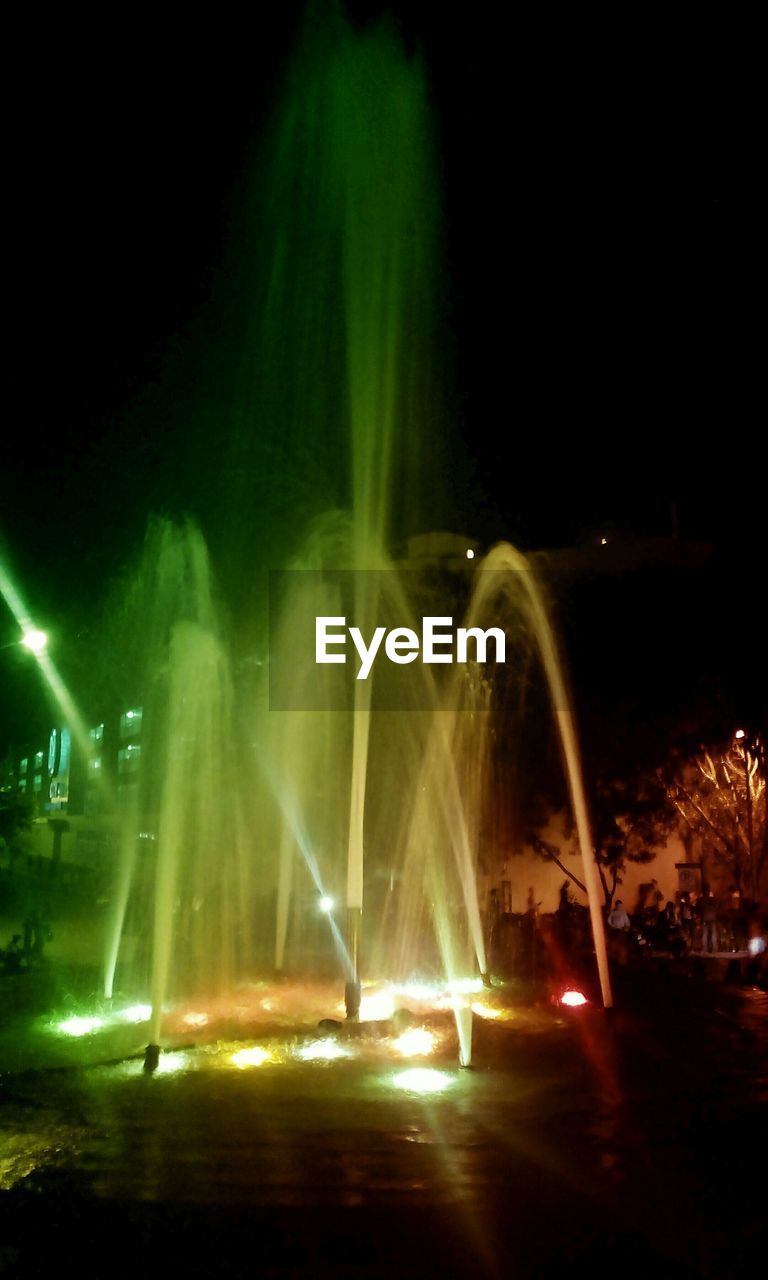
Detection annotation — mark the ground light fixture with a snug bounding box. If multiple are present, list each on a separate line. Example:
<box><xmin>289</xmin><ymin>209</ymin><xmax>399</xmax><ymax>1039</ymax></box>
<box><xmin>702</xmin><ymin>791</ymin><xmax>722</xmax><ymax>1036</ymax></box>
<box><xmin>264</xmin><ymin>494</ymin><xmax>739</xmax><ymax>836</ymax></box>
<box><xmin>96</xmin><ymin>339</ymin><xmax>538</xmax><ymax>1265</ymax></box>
<box><xmin>231</xmin><ymin>1046</ymin><xmax>272</xmax><ymax>1069</ymax></box>
<box><xmin>560</xmin><ymin>990</ymin><xmax>588</xmax><ymax>1007</ymax></box>
<box><xmin>391</xmin><ymin>1068</ymin><xmax>455</xmax><ymax>1095</ymax></box>
<box><xmin>144</xmin><ymin>1044</ymin><xmax>161</xmax><ymax>1072</ymax></box>
<box><xmin>58</xmin><ymin>1016</ymin><xmax>104</xmax><ymax>1037</ymax></box>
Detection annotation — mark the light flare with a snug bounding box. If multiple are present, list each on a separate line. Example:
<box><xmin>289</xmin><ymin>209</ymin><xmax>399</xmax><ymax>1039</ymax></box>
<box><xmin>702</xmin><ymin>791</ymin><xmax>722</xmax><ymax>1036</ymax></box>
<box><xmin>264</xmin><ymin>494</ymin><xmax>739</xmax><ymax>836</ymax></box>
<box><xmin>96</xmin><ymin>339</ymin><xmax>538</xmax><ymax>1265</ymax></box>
<box><xmin>471</xmin><ymin>1001</ymin><xmax>503</xmax><ymax>1019</ymax></box>
<box><xmin>21</xmin><ymin>628</ymin><xmax>48</xmax><ymax>653</ymax></box>
<box><xmin>153</xmin><ymin>1051</ymin><xmax>190</xmax><ymax>1075</ymax></box>
<box><xmin>359</xmin><ymin>989</ymin><xmax>396</xmax><ymax>1021</ymax></box>
<box><xmin>393</xmin><ymin>1027</ymin><xmax>437</xmax><ymax>1057</ymax></box>
<box><xmin>182</xmin><ymin>1011</ymin><xmax>209</xmax><ymax>1028</ymax></box>
<box><xmin>447</xmin><ymin>977</ymin><xmax>484</xmax><ymax>996</ymax></box>
<box><xmin>57</xmin><ymin>1016</ymin><xmax>104</xmax><ymax>1037</ymax></box>
<box><xmin>231</xmin><ymin>1046</ymin><xmax>272</xmax><ymax>1069</ymax></box>
<box><xmin>118</xmin><ymin>1004</ymin><xmax>152</xmax><ymax>1024</ymax></box>
<box><xmin>395</xmin><ymin>982</ymin><xmax>437</xmax><ymax>1001</ymax></box>
<box><xmin>561</xmin><ymin>990</ymin><xmax>588</xmax><ymax>1007</ymax></box>
<box><xmin>296</xmin><ymin>1038</ymin><xmax>350</xmax><ymax>1061</ymax></box>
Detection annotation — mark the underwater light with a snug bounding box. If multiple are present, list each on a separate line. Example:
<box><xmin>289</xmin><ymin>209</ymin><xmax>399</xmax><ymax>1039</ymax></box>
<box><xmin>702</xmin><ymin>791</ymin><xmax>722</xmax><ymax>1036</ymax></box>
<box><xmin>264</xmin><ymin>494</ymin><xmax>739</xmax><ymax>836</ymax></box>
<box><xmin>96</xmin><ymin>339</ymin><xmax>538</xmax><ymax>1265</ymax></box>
<box><xmin>466</xmin><ymin>548</ymin><xmax>475</xmax><ymax>560</ymax></box>
<box><xmin>182</xmin><ymin>1011</ymin><xmax>209</xmax><ymax>1028</ymax></box>
<box><xmin>231</xmin><ymin>1046</ymin><xmax>272</xmax><ymax>1069</ymax></box>
<box><xmin>560</xmin><ymin>990</ymin><xmax>588</xmax><ymax>1007</ymax></box>
<box><xmin>447</xmin><ymin>977</ymin><xmax>484</xmax><ymax>996</ymax></box>
<box><xmin>58</xmin><ymin>1016</ymin><xmax>104</xmax><ymax>1037</ymax></box>
<box><xmin>396</xmin><ymin>982</ymin><xmax>437</xmax><ymax>1001</ymax></box>
<box><xmin>296</xmin><ymin>1038</ymin><xmax>349</xmax><ymax>1061</ymax></box>
<box><xmin>152</xmin><ymin>1050</ymin><xmax>189</xmax><ymax>1075</ymax></box>
<box><xmin>359</xmin><ymin>990</ymin><xmax>396</xmax><ymax>1021</ymax></box>
<box><xmin>393</xmin><ymin>1027</ymin><xmax>437</xmax><ymax>1057</ymax></box>
<box><xmin>118</xmin><ymin>1004</ymin><xmax>152</xmax><ymax>1024</ymax></box>
<box><xmin>392</xmin><ymin>1068</ymin><xmax>453</xmax><ymax>1095</ymax></box>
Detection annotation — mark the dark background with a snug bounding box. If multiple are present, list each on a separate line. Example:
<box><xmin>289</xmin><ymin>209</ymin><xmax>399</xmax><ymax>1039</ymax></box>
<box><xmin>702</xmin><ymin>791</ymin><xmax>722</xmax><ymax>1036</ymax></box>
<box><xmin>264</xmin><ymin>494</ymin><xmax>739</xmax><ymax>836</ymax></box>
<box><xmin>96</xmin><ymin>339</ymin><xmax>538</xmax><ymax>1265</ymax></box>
<box><xmin>1</xmin><ymin>2</ymin><xmax>763</xmax><ymax>753</ymax></box>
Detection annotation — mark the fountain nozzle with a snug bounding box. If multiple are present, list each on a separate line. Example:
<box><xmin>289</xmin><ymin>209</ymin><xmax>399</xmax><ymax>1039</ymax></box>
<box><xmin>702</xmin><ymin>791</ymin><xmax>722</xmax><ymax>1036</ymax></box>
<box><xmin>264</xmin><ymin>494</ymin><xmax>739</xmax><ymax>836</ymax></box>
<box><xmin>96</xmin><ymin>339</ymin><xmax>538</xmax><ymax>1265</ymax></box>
<box><xmin>143</xmin><ymin>1043</ymin><xmax>161</xmax><ymax>1073</ymax></box>
<box><xmin>344</xmin><ymin>980</ymin><xmax>361</xmax><ymax>1020</ymax></box>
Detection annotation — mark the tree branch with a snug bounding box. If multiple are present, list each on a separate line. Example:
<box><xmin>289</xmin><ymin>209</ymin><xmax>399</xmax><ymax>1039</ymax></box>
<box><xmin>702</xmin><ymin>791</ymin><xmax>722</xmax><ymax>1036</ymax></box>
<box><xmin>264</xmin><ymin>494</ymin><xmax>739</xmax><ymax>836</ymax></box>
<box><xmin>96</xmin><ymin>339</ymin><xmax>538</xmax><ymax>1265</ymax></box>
<box><xmin>530</xmin><ymin>837</ymin><xmax>587</xmax><ymax>894</ymax></box>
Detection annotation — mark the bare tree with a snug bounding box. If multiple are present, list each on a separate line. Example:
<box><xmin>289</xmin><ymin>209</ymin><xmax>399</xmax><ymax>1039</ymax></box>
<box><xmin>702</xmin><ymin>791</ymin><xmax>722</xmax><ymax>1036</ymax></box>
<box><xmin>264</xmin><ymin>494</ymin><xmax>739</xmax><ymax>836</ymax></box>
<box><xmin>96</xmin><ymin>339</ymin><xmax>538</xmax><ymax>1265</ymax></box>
<box><xmin>668</xmin><ymin>732</ymin><xmax>766</xmax><ymax>899</ymax></box>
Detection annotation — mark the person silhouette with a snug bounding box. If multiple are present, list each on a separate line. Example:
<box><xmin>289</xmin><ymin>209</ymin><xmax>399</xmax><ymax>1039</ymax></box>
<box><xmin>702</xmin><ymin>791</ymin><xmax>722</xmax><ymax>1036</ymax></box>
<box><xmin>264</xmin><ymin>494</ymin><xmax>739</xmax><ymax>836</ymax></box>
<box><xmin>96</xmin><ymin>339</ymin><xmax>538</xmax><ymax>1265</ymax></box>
<box><xmin>701</xmin><ymin>888</ymin><xmax>719</xmax><ymax>954</ymax></box>
<box><xmin>608</xmin><ymin>900</ymin><xmax>631</xmax><ymax>931</ymax></box>
<box><xmin>558</xmin><ymin>881</ymin><xmax>572</xmax><ymax>914</ymax></box>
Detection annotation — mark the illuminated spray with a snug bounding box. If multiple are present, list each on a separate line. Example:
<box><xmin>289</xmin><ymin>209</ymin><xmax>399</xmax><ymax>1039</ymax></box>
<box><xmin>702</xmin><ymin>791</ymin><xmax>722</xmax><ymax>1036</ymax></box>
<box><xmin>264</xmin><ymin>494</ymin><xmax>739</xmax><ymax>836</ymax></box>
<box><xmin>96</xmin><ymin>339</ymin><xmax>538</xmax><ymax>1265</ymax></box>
<box><xmin>92</xmin><ymin>9</ymin><xmax>612</xmax><ymax>1061</ymax></box>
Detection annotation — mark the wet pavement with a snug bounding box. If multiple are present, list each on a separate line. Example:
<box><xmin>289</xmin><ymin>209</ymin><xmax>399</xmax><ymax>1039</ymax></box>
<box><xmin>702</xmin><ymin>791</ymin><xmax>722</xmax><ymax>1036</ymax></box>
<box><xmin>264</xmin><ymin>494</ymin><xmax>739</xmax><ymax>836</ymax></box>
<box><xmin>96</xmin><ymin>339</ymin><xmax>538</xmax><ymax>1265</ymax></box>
<box><xmin>0</xmin><ymin>968</ymin><xmax>766</xmax><ymax>1278</ymax></box>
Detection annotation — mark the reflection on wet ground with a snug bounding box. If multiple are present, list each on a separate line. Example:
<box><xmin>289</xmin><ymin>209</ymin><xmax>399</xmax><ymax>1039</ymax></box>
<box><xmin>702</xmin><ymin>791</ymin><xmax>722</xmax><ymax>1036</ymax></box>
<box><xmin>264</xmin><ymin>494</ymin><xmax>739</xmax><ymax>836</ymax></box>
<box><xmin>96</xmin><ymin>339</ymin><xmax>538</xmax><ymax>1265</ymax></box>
<box><xmin>0</xmin><ymin>970</ymin><xmax>766</xmax><ymax>1278</ymax></box>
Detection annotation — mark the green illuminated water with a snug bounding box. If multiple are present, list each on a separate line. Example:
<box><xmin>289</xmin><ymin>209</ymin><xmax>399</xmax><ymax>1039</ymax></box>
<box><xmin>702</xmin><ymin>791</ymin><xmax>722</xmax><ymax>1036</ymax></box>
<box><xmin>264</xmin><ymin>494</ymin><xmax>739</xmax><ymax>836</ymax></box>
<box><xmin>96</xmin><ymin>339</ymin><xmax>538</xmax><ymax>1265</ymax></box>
<box><xmin>102</xmin><ymin>10</ymin><xmax>486</xmax><ymax>1048</ymax></box>
<box><xmin>100</xmin><ymin>9</ymin><xmax>610</xmax><ymax>1056</ymax></box>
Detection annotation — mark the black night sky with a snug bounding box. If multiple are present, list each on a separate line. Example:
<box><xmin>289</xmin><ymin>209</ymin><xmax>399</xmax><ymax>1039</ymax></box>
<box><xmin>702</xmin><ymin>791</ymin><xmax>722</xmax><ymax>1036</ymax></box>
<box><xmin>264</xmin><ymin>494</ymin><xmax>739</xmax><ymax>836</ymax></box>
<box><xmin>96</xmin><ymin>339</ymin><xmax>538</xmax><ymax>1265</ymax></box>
<box><xmin>1</xmin><ymin>2</ymin><xmax>763</xmax><ymax>754</ymax></box>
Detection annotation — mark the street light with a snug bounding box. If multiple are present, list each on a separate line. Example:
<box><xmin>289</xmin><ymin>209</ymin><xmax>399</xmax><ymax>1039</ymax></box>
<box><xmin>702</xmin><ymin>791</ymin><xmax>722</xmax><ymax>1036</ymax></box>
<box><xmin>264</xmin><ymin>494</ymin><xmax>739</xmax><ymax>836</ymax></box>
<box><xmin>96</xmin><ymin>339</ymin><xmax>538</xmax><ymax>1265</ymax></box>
<box><xmin>1</xmin><ymin>629</ymin><xmax>48</xmax><ymax>654</ymax></box>
<box><xmin>21</xmin><ymin>629</ymin><xmax>48</xmax><ymax>654</ymax></box>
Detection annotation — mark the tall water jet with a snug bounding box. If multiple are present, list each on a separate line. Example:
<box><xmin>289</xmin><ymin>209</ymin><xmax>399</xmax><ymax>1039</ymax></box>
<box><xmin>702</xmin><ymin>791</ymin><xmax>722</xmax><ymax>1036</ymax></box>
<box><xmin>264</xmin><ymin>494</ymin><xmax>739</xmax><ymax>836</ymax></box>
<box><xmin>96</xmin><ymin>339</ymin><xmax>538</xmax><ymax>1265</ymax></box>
<box><xmin>102</xmin><ymin>520</ymin><xmax>259</xmax><ymax>1039</ymax></box>
<box><xmin>254</xmin><ymin>11</ymin><xmax>457</xmax><ymax>1007</ymax></box>
<box><xmin>465</xmin><ymin>545</ymin><xmax>613</xmax><ymax>1009</ymax></box>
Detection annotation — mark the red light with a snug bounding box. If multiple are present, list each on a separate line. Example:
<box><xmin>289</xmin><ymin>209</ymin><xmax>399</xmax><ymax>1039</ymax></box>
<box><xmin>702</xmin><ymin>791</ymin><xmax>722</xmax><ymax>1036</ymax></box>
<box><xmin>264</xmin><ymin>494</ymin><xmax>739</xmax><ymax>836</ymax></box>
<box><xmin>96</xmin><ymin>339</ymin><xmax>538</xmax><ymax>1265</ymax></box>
<box><xmin>560</xmin><ymin>990</ymin><xmax>588</xmax><ymax>1007</ymax></box>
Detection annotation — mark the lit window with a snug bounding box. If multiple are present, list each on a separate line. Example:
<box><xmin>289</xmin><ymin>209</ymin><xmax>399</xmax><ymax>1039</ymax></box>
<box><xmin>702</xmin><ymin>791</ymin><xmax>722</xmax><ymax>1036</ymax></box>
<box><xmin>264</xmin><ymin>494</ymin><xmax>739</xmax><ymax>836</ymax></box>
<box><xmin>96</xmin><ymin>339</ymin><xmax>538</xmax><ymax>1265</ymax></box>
<box><xmin>88</xmin><ymin>757</ymin><xmax>102</xmax><ymax>772</ymax></box>
<box><xmin>89</xmin><ymin>724</ymin><xmax>104</xmax><ymax>743</ymax></box>
<box><xmin>19</xmin><ymin>758</ymin><xmax>28</xmax><ymax>776</ymax></box>
<box><xmin>34</xmin><ymin>751</ymin><xmax>44</xmax><ymax>768</ymax></box>
<box><xmin>120</xmin><ymin>708</ymin><xmax>143</xmax><ymax>739</ymax></box>
<box><xmin>18</xmin><ymin>778</ymin><xmax>27</xmax><ymax>792</ymax></box>
<box><xmin>59</xmin><ymin>728</ymin><xmax>71</xmax><ymax>775</ymax></box>
<box><xmin>117</xmin><ymin>744</ymin><xmax>141</xmax><ymax>774</ymax></box>
<box><xmin>33</xmin><ymin>774</ymin><xmax>42</xmax><ymax>793</ymax></box>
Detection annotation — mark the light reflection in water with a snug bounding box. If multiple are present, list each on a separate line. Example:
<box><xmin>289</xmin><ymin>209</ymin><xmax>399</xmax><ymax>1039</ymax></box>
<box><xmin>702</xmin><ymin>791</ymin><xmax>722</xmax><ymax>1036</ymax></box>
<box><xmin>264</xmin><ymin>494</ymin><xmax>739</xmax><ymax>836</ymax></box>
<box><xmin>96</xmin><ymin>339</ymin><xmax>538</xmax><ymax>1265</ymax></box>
<box><xmin>391</xmin><ymin>1068</ymin><xmax>454</xmax><ymax>1095</ymax></box>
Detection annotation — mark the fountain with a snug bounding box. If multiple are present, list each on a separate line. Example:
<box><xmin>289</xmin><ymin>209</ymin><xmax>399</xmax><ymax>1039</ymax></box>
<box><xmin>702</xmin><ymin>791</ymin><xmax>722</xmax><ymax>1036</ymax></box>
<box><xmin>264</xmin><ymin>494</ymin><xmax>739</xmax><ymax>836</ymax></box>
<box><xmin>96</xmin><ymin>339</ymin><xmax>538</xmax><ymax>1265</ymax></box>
<box><xmin>97</xmin><ymin>3</ymin><xmax>610</xmax><ymax>1069</ymax></box>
